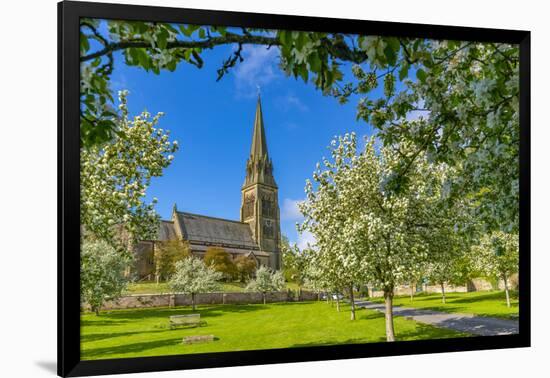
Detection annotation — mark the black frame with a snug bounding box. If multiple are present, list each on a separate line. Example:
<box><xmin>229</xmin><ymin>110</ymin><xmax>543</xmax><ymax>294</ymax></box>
<box><xmin>58</xmin><ymin>1</ymin><xmax>531</xmax><ymax>376</ymax></box>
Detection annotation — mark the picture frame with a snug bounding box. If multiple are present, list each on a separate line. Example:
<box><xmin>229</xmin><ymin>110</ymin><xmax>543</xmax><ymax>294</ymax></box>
<box><xmin>58</xmin><ymin>1</ymin><xmax>531</xmax><ymax>376</ymax></box>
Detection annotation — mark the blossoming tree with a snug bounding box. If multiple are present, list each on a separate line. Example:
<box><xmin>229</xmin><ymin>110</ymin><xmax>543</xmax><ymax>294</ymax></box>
<box><xmin>246</xmin><ymin>266</ymin><xmax>285</xmax><ymax>305</ymax></box>
<box><xmin>473</xmin><ymin>231</ymin><xmax>519</xmax><ymax>307</ymax></box>
<box><xmin>168</xmin><ymin>257</ymin><xmax>222</xmax><ymax>311</ymax></box>
<box><xmin>80</xmin><ymin>91</ymin><xmax>179</xmax><ymax>248</ymax></box>
<box><xmin>301</xmin><ymin>133</ymin><xmax>466</xmax><ymax>340</ymax></box>
<box><xmin>80</xmin><ymin>239</ymin><xmax>131</xmax><ymax>315</ymax></box>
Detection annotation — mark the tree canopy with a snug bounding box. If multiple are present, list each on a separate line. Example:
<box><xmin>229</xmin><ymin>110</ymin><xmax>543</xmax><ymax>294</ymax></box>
<box><xmin>80</xmin><ymin>91</ymin><xmax>178</xmax><ymax>248</ymax></box>
<box><xmin>299</xmin><ymin>133</ymin><xmax>474</xmax><ymax>339</ymax></box>
<box><xmin>246</xmin><ymin>266</ymin><xmax>285</xmax><ymax>304</ymax></box>
<box><xmin>169</xmin><ymin>257</ymin><xmax>222</xmax><ymax>310</ymax></box>
<box><xmin>80</xmin><ymin>19</ymin><xmax>518</xmax><ymax>233</ymax></box>
<box><xmin>80</xmin><ymin>239</ymin><xmax>131</xmax><ymax>315</ymax></box>
<box><xmin>154</xmin><ymin>239</ymin><xmax>190</xmax><ymax>282</ymax></box>
<box><xmin>204</xmin><ymin>247</ymin><xmax>238</xmax><ymax>280</ymax></box>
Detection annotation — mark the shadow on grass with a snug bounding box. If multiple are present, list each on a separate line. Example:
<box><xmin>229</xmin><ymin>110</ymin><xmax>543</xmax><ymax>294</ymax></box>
<box><xmin>360</xmin><ymin>310</ymin><xmax>385</xmax><ymax>321</ymax></box>
<box><xmin>87</xmin><ymin>302</ymin><xmax>318</xmax><ymax>322</ymax></box>
<box><xmin>289</xmin><ymin>321</ymin><xmax>465</xmax><ymax>348</ymax></box>
<box><xmin>396</xmin><ymin>322</ymin><xmax>470</xmax><ymax>340</ymax></box>
<box><xmin>81</xmin><ymin>329</ymin><xmax>168</xmax><ymax>343</ymax></box>
<box><xmin>80</xmin><ymin>318</ymin><xmax>131</xmax><ymax>327</ymax></box>
<box><xmin>82</xmin><ymin>337</ymin><xmax>183</xmax><ymax>359</ymax></box>
<box><xmin>450</xmin><ymin>291</ymin><xmax>518</xmax><ymax>304</ymax></box>
<box><xmin>290</xmin><ymin>338</ymin><xmax>382</xmax><ymax>348</ymax></box>
<box><xmin>89</xmin><ymin>304</ymin><xmax>268</xmax><ymax>321</ymax></box>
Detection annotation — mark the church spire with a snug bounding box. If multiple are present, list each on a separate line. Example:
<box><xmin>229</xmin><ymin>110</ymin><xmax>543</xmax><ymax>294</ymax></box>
<box><xmin>250</xmin><ymin>95</ymin><xmax>269</xmax><ymax>160</ymax></box>
<box><xmin>243</xmin><ymin>95</ymin><xmax>276</xmax><ymax>188</ymax></box>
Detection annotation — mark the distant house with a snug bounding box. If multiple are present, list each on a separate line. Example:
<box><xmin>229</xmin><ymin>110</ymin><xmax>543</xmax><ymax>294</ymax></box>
<box><xmin>134</xmin><ymin>96</ymin><xmax>282</xmax><ymax>279</ymax></box>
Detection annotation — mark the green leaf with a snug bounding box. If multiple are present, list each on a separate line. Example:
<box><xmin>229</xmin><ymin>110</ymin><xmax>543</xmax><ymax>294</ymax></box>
<box><xmin>179</xmin><ymin>24</ymin><xmax>199</xmax><ymax>37</ymax></box>
<box><xmin>80</xmin><ymin>33</ymin><xmax>90</xmax><ymax>55</ymax></box>
<box><xmin>278</xmin><ymin>30</ymin><xmax>292</xmax><ymax>46</ymax></box>
<box><xmin>386</xmin><ymin>37</ymin><xmax>400</xmax><ymax>52</ymax></box>
<box><xmin>399</xmin><ymin>64</ymin><xmax>409</xmax><ymax>81</ymax></box>
<box><xmin>299</xmin><ymin>66</ymin><xmax>309</xmax><ymax>83</ymax></box>
<box><xmin>133</xmin><ymin>22</ymin><xmax>149</xmax><ymax>34</ymax></box>
<box><xmin>416</xmin><ymin>68</ymin><xmax>427</xmax><ymax>83</ymax></box>
<box><xmin>198</xmin><ymin>28</ymin><xmax>206</xmax><ymax>39</ymax></box>
<box><xmin>307</xmin><ymin>52</ymin><xmax>322</xmax><ymax>72</ymax></box>
<box><xmin>383</xmin><ymin>37</ymin><xmax>400</xmax><ymax>66</ymax></box>
<box><xmin>128</xmin><ymin>47</ymin><xmax>139</xmax><ymax>65</ymax></box>
<box><xmin>295</xmin><ymin>32</ymin><xmax>307</xmax><ymax>50</ymax></box>
<box><xmin>383</xmin><ymin>44</ymin><xmax>397</xmax><ymax>67</ymax></box>
<box><xmin>163</xmin><ymin>24</ymin><xmax>179</xmax><ymax>35</ymax></box>
<box><xmin>157</xmin><ymin>28</ymin><xmax>169</xmax><ymax>50</ymax></box>
<box><xmin>183</xmin><ymin>49</ymin><xmax>192</xmax><ymax>61</ymax></box>
<box><xmin>423</xmin><ymin>57</ymin><xmax>434</xmax><ymax>68</ymax></box>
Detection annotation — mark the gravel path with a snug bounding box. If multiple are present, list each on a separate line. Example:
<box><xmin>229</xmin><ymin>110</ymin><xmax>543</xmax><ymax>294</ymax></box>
<box><xmin>355</xmin><ymin>300</ymin><xmax>519</xmax><ymax>336</ymax></box>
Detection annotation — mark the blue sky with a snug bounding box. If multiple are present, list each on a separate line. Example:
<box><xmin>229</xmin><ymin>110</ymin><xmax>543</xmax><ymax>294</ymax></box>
<box><xmin>106</xmin><ymin>27</ymin><xmax>379</xmax><ymax>247</ymax></box>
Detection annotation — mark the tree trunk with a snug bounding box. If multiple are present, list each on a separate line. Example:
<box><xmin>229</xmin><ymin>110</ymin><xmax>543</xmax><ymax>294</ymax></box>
<box><xmin>94</xmin><ymin>306</ymin><xmax>100</xmax><ymax>316</ymax></box>
<box><xmin>440</xmin><ymin>282</ymin><xmax>446</xmax><ymax>304</ymax></box>
<box><xmin>384</xmin><ymin>290</ymin><xmax>396</xmax><ymax>342</ymax></box>
<box><xmin>191</xmin><ymin>292</ymin><xmax>196</xmax><ymax>311</ymax></box>
<box><xmin>298</xmin><ymin>286</ymin><xmax>302</xmax><ymax>301</ymax></box>
<box><xmin>503</xmin><ymin>275</ymin><xmax>511</xmax><ymax>308</ymax></box>
<box><xmin>263</xmin><ymin>292</ymin><xmax>266</xmax><ymax>305</ymax></box>
<box><xmin>349</xmin><ymin>285</ymin><xmax>356</xmax><ymax>320</ymax></box>
<box><xmin>336</xmin><ymin>294</ymin><xmax>340</xmax><ymax>312</ymax></box>
<box><xmin>410</xmin><ymin>282</ymin><xmax>414</xmax><ymax>301</ymax></box>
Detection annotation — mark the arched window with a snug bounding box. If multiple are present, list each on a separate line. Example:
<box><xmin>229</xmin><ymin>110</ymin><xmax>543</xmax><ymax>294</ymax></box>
<box><xmin>243</xmin><ymin>193</ymin><xmax>255</xmax><ymax>218</ymax></box>
<box><xmin>262</xmin><ymin>194</ymin><xmax>274</xmax><ymax>218</ymax></box>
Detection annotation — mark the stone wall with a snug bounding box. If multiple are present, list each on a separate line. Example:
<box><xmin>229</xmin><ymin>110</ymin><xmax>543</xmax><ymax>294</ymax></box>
<box><xmin>369</xmin><ymin>284</ymin><xmax>468</xmax><ymax>298</ymax></box>
<box><xmin>94</xmin><ymin>290</ymin><xmax>318</xmax><ymax>310</ymax></box>
<box><xmin>98</xmin><ymin>294</ymin><xmax>172</xmax><ymax>310</ymax></box>
<box><xmin>367</xmin><ymin>276</ymin><xmax>519</xmax><ymax>298</ymax></box>
<box><xmin>467</xmin><ymin>278</ymin><xmax>494</xmax><ymax>292</ymax></box>
<box><xmin>424</xmin><ymin>284</ymin><xmax>468</xmax><ymax>294</ymax></box>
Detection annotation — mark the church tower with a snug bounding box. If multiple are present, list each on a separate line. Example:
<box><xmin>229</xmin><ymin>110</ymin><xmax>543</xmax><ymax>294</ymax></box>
<box><xmin>240</xmin><ymin>96</ymin><xmax>281</xmax><ymax>270</ymax></box>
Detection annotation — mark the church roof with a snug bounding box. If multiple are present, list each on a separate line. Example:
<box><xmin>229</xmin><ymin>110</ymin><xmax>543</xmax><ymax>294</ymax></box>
<box><xmin>158</xmin><ymin>220</ymin><xmax>177</xmax><ymax>241</ymax></box>
<box><xmin>174</xmin><ymin>211</ymin><xmax>258</xmax><ymax>249</ymax></box>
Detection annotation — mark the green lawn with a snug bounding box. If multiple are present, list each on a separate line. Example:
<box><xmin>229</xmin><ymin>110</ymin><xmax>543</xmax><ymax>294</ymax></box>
<box><xmin>81</xmin><ymin>301</ymin><xmax>467</xmax><ymax>360</ymax></box>
<box><xmin>371</xmin><ymin>291</ymin><xmax>519</xmax><ymax>319</ymax></box>
<box><xmin>125</xmin><ymin>281</ymin><xmax>301</xmax><ymax>294</ymax></box>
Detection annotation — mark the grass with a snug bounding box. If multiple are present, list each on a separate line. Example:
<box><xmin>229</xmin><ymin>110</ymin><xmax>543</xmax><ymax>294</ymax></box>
<box><xmin>370</xmin><ymin>290</ymin><xmax>519</xmax><ymax>319</ymax></box>
<box><xmin>81</xmin><ymin>301</ymin><xmax>467</xmax><ymax>360</ymax></box>
<box><xmin>125</xmin><ymin>281</ymin><xmax>301</xmax><ymax>295</ymax></box>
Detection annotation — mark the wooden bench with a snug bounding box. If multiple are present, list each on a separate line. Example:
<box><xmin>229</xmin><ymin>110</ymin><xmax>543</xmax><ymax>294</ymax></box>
<box><xmin>169</xmin><ymin>314</ymin><xmax>206</xmax><ymax>329</ymax></box>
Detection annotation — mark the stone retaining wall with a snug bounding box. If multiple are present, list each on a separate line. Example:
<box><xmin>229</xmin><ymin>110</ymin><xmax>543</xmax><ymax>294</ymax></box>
<box><xmin>95</xmin><ymin>290</ymin><xmax>319</xmax><ymax>310</ymax></box>
<box><xmin>369</xmin><ymin>284</ymin><xmax>468</xmax><ymax>298</ymax></box>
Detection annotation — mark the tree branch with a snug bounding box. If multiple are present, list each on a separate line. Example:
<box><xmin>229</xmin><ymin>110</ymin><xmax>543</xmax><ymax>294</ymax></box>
<box><xmin>81</xmin><ymin>34</ymin><xmax>281</xmax><ymax>62</ymax></box>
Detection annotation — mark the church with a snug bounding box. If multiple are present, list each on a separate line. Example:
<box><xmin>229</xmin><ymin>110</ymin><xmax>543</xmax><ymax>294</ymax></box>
<box><xmin>133</xmin><ymin>96</ymin><xmax>282</xmax><ymax>279</ymax></box>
